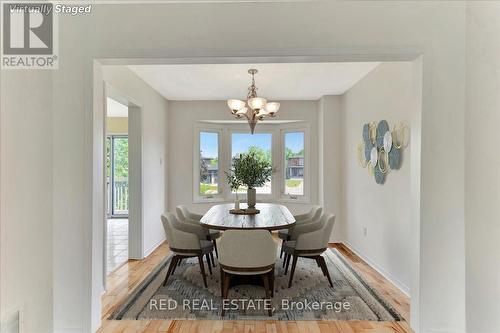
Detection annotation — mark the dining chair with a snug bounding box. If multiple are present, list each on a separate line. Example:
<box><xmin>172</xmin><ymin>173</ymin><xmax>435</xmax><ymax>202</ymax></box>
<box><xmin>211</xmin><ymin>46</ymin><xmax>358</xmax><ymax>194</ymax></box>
<box><xmin>282</xmin><ymin>214</ymin><xmax>336</xmax><ymax>288</ymax></box>
<box><xmin>278</xmin><ymin>206</ymin><xmax>322</xmax><ymax>258</ymax></box>
<box><xmin>161</xmin><ymin>213</ymin><xmax>214</xmax><ymax>287</ymax></box>
<box><xmin>176</xmin><ymin>205</ymin><xmax>221</xmax><ymax>257</ymax></box>
<box><xmin>217</xmin><ymin>230</ymin><xmax>277</xmax><ymax>317</ymax></box>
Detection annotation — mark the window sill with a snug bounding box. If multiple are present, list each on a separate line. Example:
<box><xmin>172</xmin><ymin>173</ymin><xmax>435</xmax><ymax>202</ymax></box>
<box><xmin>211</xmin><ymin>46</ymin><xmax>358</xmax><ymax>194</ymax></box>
<box><xmin>192</xmin><ymin>196</ymin><xmax>226</xmax><ymax>204</ymax></box>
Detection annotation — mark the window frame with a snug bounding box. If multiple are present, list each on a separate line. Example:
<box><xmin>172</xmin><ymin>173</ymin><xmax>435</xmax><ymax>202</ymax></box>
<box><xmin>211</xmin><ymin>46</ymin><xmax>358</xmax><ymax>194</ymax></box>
<box><xmin>280</xmin><ymin>126</ymin><xmax>310</xmax><ymax>202</ymax></box>
<box><xmin>193</xmin><ymin>122</ymin><xmax>310</xmax><ymax>204</ymax></box>
<box><xmin>227</xmin><ymin>128</ymin><xmax>276</xmax><ymax>201</ymax></box>
<box><xmin>193</xmin><ymin>126</ymin><xmax>224</xmax><ymax>203</ymax></box>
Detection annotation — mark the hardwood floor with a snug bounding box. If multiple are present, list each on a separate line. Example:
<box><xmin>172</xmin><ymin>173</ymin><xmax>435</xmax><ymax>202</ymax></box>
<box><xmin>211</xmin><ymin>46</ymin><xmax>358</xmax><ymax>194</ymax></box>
<box><xmin>98</xmin><ymin>242</ymin><xmax>412</xmax><ymax>333</ymax></box>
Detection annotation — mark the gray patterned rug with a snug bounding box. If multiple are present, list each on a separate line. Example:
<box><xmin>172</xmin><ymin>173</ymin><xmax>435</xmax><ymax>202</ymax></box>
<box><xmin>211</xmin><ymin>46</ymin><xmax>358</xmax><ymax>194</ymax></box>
<box><xmin>109</xmin><ymin>248</ymin><xmax>402</xmax><ymax>321</ymax></box>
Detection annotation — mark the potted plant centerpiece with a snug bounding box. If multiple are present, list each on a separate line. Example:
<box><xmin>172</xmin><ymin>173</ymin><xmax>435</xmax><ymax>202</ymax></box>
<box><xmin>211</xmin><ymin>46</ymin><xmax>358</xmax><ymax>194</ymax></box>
<box><xmin>225</xmin><ymin>152</ymin><xmax>273</xmax><ymax>209</ymax></box>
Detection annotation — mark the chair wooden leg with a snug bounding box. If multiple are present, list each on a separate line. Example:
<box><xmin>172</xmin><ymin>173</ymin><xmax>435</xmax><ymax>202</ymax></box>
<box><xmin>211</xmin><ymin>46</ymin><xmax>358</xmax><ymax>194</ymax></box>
<box><xmin>283</xmin><ymin>253</ymin><xmax>289</xmax><ymax>268</ymax></box>
<box><xmin>284</xmin><ymin>254</ymin><xmax>291</xmax><ymax>275</ymax></box>
<box><xmin>288</xmin><ymin>255</ymin><xmax>298</xmax><ymax>288</ymax></box>
<box><xmin>178</xmin><ymin>258</ymin><xmax>182</xmax><ymax>266</ymax></box>
<box><xmin>318</xmin><ymin>256</ymin><xmax>333</xmax><ymax>287</ymax></box>
<box><xmin>213</xmin><ymin>239</ymin><xmax>218</xmax><ymax>258</ymax></box>
<box><xmin>197</xmin><ymin>254</ymin><xmax>208</xmax><ymax>287</ymax></box>
<box><xmin>261</xmin><ymin>274</ymin><xmax>272</xmax><ymax>317</ymax></box>
<box><xmin>221</xmin><ymin>271</ymin><xmax>231</xmax><ymax>317</ymax></box>
<box><xmin>209</xmin><ymin>251</ymin><xmax>216</xmax><ymax>267</ymax></box>
<box><xmin>219</xmin><ymin>268</ymin><xmax>225</xmax><ymax>297</ymax></box>
<box><xmin>269</xmin><ymin>267</ymin><xmax>275</xmax><ymax>297</ymax></box>
<box><xmin>280</xmin><ymin>239</ymin><xmax>285</xmax><ymax>258</ymax></box>
<box><xmin>162</xmin><ymin>255</ymin><xmax>179</xmax><ymax>286</ymax></box>
<box><xmin>205</xmin><ymin>253</ymin><xmax>213</xmax><ymax>275</ymax></box>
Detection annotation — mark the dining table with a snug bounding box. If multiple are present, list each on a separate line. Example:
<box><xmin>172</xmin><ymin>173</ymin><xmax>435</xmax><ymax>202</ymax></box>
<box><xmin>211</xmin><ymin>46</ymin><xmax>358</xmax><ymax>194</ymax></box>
<box><xmin>199</xmin><ymin>203</ymin><xmax>296</xmax><ymax>231</ymax></box>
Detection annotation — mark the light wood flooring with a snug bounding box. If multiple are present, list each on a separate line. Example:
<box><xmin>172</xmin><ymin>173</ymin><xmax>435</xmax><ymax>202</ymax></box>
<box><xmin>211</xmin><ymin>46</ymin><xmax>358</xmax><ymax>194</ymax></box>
<box><xmin>98</xmin><ymin>242</ymin><xmax>412</xmax><ymax>333</ymax></box>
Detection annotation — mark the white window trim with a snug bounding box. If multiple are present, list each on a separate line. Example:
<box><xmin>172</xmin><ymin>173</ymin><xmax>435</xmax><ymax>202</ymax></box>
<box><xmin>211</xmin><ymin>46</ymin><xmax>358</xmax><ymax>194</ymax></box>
<box><xmin>280</xmin><ymin>125</ymin><xmax>310</xmax><ymax>203</ymax></box>
<box><xmin>193</xmin><ymin>122</ymin><xmax>310</xmax><ymax>204</ymax></box>
<box><xmin>227</xmin><ymin>128</ymin><xmax>275</xmax><ymax>202</ymax></box>
<box><xmin>193</xmin><ymin>126</ymin><xmax>224</xmax><ymax>203</ymax></box>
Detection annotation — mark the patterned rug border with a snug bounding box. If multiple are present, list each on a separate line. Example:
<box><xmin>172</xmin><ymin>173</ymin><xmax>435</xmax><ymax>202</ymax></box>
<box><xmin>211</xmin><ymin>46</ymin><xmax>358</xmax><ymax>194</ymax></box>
<box><xmin>109</xmin><ymin>248</ymin><xmax>403</xmax><ymax>321</ymax></box>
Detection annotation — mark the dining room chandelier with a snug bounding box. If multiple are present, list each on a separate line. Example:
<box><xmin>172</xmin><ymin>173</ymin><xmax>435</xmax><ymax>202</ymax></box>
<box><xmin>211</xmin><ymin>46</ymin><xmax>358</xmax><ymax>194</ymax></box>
<box><xmin>227</xmin><ymin>69</ymin><xmax>280</xmax><ymax>134</ymax></box>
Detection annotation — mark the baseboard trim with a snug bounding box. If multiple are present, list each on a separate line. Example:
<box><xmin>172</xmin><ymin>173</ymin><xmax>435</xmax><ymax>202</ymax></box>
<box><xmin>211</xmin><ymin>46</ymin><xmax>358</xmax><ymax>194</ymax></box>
<box><xmin>143</xmin><ymin>236</ymin><xmax>166</xmax><ymax>258</ymax></box>
<box><xmin>340</xmin><ymin>241</ymin><xmax>411</xmax><ymax>297</ymax></box>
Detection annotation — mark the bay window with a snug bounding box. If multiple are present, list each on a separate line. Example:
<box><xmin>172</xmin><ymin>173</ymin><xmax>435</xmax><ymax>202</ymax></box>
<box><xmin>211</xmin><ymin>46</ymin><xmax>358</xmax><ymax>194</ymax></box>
<box><xmin>196</xmin><ymin>131</ymin><xmax>221</xmax><ymax>199</ymax></box>
<box><xmin>194</xmin><ymin>124</ymin><xmax>308</xmax><ymax>203</ymax></box>
<box><xmin>231</xmin><ymin>133</ymin><xmax>273</xmax><ymax>195</ymax></box>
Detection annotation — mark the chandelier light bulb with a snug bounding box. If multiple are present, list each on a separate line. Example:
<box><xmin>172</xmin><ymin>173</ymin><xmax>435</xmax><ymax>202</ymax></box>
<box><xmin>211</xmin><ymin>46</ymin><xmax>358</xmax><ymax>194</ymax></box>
<box><xmin>248</xmin><ymin>97</ymin><xmax>267</xmax><ymax>112</ymax></box>
<box><xmin>227</xmin><ymin>99</ymin><xmax>246</xmax><ymax>113</ymax></box>
<box><xmin>265</xmin><ymin>102</ymin><xmax>280</xmax><ymax>116</ymax></box>
<box><xmin>235</xmin><ymin>107</ymin><xmax>248</xmax><ymax>116</ymax></box>
<box><xmin>256</xmin><ymin>109</ymin><xmax>268</xmax><ymax>118</ymax></box>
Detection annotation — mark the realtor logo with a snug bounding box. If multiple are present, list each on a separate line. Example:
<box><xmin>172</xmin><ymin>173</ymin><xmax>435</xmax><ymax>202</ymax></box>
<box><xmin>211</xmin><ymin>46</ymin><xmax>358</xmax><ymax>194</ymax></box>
<box><xmin>1</xmin><ymin>2</ymin><xmax>58</xmax><ymax>69</ymax></box>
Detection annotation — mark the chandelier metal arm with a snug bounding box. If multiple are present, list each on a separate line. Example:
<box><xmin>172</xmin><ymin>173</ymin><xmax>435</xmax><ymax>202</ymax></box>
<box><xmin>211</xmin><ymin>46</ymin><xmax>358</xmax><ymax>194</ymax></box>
<box><xmin>227</xmin><ymin>68</ymin><xmax>280</xmax><ymax>134</ymax></box>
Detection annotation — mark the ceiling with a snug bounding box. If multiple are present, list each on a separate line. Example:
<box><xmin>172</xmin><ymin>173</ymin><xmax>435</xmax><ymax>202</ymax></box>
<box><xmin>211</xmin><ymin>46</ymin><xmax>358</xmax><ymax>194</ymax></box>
<box><xmin>128</xmin><ymin>62</ymin><xmax>380</xmax><ymax>101</ymax></box>
<box><xmin>107</xmin><ymin>97</ymin><xmax>128</xmax><ymax>117</ymax></box>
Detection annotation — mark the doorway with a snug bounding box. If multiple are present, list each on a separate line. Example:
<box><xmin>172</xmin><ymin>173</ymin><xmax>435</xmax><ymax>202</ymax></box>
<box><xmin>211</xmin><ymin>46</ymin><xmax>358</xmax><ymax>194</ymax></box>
<box><xmin>105</xmin><ymin>97</ymin><xmax>129</xmax><ymax>274</ymax></box>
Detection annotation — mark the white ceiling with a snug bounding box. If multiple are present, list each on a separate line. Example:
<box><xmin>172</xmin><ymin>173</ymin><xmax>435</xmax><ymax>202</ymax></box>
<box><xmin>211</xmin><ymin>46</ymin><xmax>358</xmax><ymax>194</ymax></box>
<box><xmin>128</xmin><ymin>62</ymin><xmax>380</xmax><ymax>101</ymax></box>
<box><xmin>107</xmin><ymin>97</ymin><xmax>128</xmax><ymax>117</ymax></box>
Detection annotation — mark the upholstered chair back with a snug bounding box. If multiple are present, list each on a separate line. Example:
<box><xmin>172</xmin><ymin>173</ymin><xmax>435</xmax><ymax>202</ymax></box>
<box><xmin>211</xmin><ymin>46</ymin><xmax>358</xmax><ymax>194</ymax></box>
<box><xmin>161</xmin><ymin>213</ymin><xmax>200</xmax><ymax>251</ymax></box>
<box><xmin>176</xmin><ymin>205</ymin><xmax>190</xmax><ymax>222</ymax></box>
<box><xmin>218</xmin><ymin>230</ymin><xmax>276</xmax><ymax>270</ymax></box>
<box><xmin>295</xmin><ymin>214</ymin><xmax>336</xmax><ymax>251</ymax></box>
<box><xmin>320</xmin><ymin>214</ymin><xmax>336</xmax><ymax>248</ymax></box>
<box><xmin>309</xmin><ymin>206</ymin><xmax>323</xmax><ymax>223</ymax></box>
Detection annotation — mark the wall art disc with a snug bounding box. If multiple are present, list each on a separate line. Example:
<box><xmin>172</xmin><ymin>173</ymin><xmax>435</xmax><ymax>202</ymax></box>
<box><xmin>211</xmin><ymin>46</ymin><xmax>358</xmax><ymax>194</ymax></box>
<box><xmin>362</xmin><ymin>123</ymin><xmax>371</xmax><ymax>144</ymax></box>
<box><xmin>364</xmin><ymin>140</ymin><xmax>373</xmax><ymax>162</ymax></box>
<box><xmin>389</xmin><ymin>146</ymin><xmax>401</xmax><ymax>170</ymax></box>
<box><xmin>374</xmin><ymin>165</ymin><xmax>386</xmax><ymax>184</ymax></box>
<box><xmin>370</xmin><ymin>147</ymin><xmax>378</xmax><ymax>167</ymax></box>
<box><xmin>376</xmin><ymin>120</ymin><xmax>389</xmax><ymax>148</ymax></box>
<box><xmin>383</xmin><ymin>131</ymin><xmax>392</xmax><ymax>153</ymax></box>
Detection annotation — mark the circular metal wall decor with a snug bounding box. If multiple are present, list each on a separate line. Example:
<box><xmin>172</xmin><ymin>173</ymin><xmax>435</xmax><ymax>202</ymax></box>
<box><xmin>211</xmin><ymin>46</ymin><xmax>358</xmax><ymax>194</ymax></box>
<box><xmin>376</xmin><ymin>120</ymin><xmax>389</xmax><ymax>148</ymax></box>
<box><xmin>374</xmin><ymin>165</ymin><xmax>385</xmax><ymax>184</ymax></box>
<box><xmin>357</xmin><ymin>120</ymin><xmax>409</xmax><ymax>184</ymax></box>
<box><xmin>383</xmin><ymin>131</ymin><xmax>393</xmax><ymax>153</ymax></box>
<box><xmin>364</xmin><ymin>140</ymin><xmax>373</xmax><ymax>162</ymax></box>
<box><xmin>362</xmin><ymin>123</ymin><xmax>371</xmax><ymax>143</ymax></box>
<box><xmin>389</xmin><ymin>146</ymin><xmax>401</xmax><ymax>170</ymax></box>
<box><xmin>370</xmin><ymin>147</ymin><xmax>378</xmax><ymax>167</ymax></box>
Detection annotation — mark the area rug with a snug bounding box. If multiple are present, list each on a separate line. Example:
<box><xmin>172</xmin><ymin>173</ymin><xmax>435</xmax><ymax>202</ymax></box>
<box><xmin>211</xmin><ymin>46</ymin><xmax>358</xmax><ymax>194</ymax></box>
<box><xmin>109</xmin><ymin>248</ymin><xmax>402</xmax><ymax>321</ymax></box>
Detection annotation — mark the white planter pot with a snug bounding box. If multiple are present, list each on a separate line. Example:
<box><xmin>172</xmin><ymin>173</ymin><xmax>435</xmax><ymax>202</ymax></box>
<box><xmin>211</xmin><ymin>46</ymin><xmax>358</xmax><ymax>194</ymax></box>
<box><xmin>247</xmin><ymin>188</ymin><xmax>256</xmax><ymax>208</ymax></box>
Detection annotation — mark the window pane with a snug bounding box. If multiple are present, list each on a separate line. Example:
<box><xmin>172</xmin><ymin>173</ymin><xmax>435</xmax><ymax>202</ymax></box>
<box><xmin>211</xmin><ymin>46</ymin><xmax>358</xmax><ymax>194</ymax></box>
<box><xmin>231</xmin><ymin>133</ymin><xmax>272</xmax><ymax>194</ymax></box>
<box><xmin>200</xmin><ymin>132</ymin><xmax>219</xmax><ymax>195</ymax></box>
<box><xmin>284</xmin><ymin>132</ymin><xmax>304</xmax><ymax>196</ymax></box>
<box><xmin>113</xmin><ymin>137</ymin><xmax>129</xmax><ymax>215</ymax></box>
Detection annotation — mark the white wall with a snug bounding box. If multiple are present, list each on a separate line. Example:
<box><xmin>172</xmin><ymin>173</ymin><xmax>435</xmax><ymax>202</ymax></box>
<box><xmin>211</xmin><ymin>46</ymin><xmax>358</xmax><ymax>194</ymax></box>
<box><xmin>318</xmin><ymin>96</ymin><xmax>344</xmax><ymax>242</ymax></box>
<box><xmin>167</xmin><ymin>100</ymin><xmax>318</xmax><ymax>215</ymax></box>
<box><xmin>102</xmin><ymin>66</ymin><xmax>169</xmax><ymax>258</ymax></box>
<box><xmin>341</xmin><ymin>62</ymin><xmax>419</xmax><ymax>295</ymax></box>
<box><xmin>465</xmin><ymin>3</ymin><xmax>500</xmax><ymax>333</ymax></box>
<box><xmin>0</xmin><ymin>72</ymin><xmax>53</xmax><ymax>333</ymax></box>
<box><xmin>0</xmin><ymin>1</ymin><xmax>477</xmax><ymax>332</ymax></box>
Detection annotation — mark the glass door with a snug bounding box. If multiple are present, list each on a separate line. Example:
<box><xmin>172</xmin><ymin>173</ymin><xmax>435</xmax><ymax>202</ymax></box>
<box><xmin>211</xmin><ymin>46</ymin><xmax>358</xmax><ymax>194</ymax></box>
<box><xmin>106</xmin><ymin>135</ymin><xmax>129</xmax><ymax>217</ymax></box>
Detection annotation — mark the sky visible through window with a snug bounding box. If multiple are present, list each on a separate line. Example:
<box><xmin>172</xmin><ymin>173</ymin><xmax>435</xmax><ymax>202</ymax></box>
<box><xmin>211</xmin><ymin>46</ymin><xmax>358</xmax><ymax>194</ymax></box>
<box><xmin>232</xmin><ymin>133</ymin><xmax>272</xmax><ymax>157</ymax></box>
<box><xmin>200</xmin><ymin>132</ymin><xmax>218</xmax><ymax>158</ymax></box>
<box><xmin>285</xmin><ymin>132</ymin><xmax>304</xmax><ymax>155</ymax></box>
